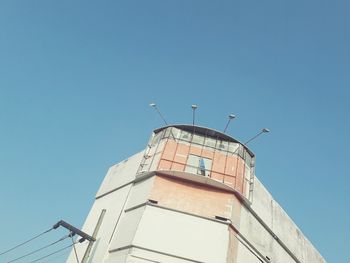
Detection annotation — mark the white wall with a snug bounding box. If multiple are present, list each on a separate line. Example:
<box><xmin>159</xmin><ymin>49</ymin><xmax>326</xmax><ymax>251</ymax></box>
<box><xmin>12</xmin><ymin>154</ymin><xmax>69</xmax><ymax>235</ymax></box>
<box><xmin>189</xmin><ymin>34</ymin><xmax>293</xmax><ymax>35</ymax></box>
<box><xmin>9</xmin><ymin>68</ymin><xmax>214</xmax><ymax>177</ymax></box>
<box><xmin>130</xmin><ymin>205</ymin><xmax>229</xmax><ymax>263</ymax></box>
<box><xmin>96</xmin><ymin>151</ymin><xmax>144</xmax><ymax>198</ymax></box>
<box><xmin>66</xmin><ymin>184</ymin><xmax>133</xmax><ymax>263</ymax></box>
<box><xmin>67</xmin><ymin>151</ymin><xmax>144</xmax><ymax>263</ymax></box>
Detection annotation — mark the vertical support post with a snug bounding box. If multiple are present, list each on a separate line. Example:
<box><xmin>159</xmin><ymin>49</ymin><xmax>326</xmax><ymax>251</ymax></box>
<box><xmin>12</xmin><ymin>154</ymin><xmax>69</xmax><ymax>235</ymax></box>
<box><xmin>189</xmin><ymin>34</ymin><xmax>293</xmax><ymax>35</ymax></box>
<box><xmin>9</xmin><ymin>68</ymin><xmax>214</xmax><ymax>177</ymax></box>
<box><xmin>82</xmin><ymin>209</ymin><xmax>106</xmax><ymax>263</ymax></box>
<box><xmin>71</xmin><ymin>232</ymin><xmax>80</xmax><ymax>263</ymax></box>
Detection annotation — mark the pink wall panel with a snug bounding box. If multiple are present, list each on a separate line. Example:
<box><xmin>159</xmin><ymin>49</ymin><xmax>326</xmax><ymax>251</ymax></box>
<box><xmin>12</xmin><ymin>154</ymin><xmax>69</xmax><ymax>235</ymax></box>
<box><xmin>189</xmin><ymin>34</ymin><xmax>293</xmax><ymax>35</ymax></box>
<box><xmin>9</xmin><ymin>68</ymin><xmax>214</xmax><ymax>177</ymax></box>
<box><xmin>173</xmin><ymin>144</ymin><xmax>190</xmax><ymax>164</ymax></box>
<box><xmin>224</xmin><ymin>175</ymin><xmax>236</xmax><ymax>188</ymax></box>
<box><xmin>189</xmin><ymin>145</ymin><xmax>202</xmax><ymax>156</ymax></box>
<box><xmin>212</xmin><ymin>152</ymin><xmax>226</xmax><ymax>174</ymax></box>
<box><xmin>235</xmin><ymin>160</ymin><xmax>245</xmax><ymax>194</ymax></box>
<box><xmin>225</xmin><ymin>156</ymin><xmax>238</xmax><ymax>176</ymax></box>
<box><xmin>161</xmin><ymin>140</ymin><xmax>177</xmax><ymax>161</ymax></box>
<box><xmin>171</xmin><ymin>162</ymin><xmax>185</xmax><ymax>172</ymax></box>
<box><xmin>201</xmin><ymin>148</ymin><xmax>214</xmax><ymax>159</ymax></box>
<box><xmin>211</xmin><ymin>172</ymin><xmax>224</xmax><ymax>183</ymax></box>
<box><xmin>158</xmin><ymin>159</ymin><xmax>172</xmax><ymax>170</ymax></box>
<box><xmin>150</xmin><ymin>175</ymin><xmax>235</xmax><ymax>219</ymax></box>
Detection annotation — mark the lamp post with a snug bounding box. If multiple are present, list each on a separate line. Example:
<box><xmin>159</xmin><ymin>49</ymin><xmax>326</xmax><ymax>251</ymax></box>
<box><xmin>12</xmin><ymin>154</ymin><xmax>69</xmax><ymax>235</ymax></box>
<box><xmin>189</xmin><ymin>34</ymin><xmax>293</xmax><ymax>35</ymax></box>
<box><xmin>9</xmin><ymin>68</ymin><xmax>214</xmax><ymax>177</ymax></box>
<box><xmin>150</xmin><ymin>103</ymin><xmax>168</xmax><ymax>125</ymax></box>
<box><xmin>223</xmin><ymin>114</ymin><xmax>236</xmax><ymax>133</ymax></box>
<box><xmin>244</xmin><ymin>128</ymin><xmax>270</xmax><ymax>145</ymax></box>
<box><xmin>191</xmin><ymin>104</ymin><xmax>198</xmax><ymax>126</ymax></box>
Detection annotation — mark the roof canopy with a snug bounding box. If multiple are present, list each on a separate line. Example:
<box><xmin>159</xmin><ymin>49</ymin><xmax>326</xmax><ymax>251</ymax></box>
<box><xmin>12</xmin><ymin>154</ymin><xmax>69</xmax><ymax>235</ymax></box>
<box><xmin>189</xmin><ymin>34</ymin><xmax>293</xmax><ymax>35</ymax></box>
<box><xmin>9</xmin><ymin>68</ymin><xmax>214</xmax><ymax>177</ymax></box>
<box><xmin>153</xmin><ymin>124</ymin><xmax>255</xmax><ymax>157</ymax></box>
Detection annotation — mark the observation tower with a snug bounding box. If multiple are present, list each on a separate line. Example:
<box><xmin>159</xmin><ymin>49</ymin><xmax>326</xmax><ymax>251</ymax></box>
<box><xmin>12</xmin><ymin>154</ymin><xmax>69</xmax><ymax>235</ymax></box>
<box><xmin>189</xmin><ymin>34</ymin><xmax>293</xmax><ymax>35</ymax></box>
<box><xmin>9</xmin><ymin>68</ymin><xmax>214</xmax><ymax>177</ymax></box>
<box><xmin>67</xmin><ymin>124</ymin><xmax>326</xmax><ymax>263</ymax></box>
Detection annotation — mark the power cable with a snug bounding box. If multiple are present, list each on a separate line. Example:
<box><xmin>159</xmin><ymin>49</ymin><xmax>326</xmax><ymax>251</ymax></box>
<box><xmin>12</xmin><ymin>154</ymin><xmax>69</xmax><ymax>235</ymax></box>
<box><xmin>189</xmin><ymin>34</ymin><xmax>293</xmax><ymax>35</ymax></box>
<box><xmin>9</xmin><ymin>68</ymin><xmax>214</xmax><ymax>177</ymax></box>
<box><xmin>0</xmin><ymin>227</ymin><xmax>54</xmax><ymax>256</ymax></box>
<box><xmin>6</xmin><ymin>234</ymin><xmax>71</xmax><ymax>263</ymax></box>
<box><xmin>28</xmin><ymin>242</ymin><xmax>78</xmax><ymax>263</ymax></box>
<box><xmin>34</xmin><ymin>246</ymin><xmax>71</xmax><ymax>263</ymax></box>
<box><xmin>70</xmin><ymin>232</ymin><xmax>80</xmax><ymax>263</ymax></box>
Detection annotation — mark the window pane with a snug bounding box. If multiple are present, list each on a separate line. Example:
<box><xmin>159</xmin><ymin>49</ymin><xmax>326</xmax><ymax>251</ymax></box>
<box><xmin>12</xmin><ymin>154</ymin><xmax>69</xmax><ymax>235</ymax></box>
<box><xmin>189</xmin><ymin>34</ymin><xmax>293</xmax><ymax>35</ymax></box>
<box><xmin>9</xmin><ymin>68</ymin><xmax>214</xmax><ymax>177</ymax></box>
<box><xmin>171</xmin><ymin>127</ymin><xmax>180</xmax><ymax>140</ymax></box>
<box><xmin>237</xmin><ymin>145</ymin><xmax>244</xmax><ymax>158</ymax></box>
<box><xmin>185</xmin><ymin>154</ymin><xmax>199</xmax><ymax>174</ymax></box>
<box><xmin>150</xmin><ymin>131</ymin><xmax>163</xmax><ymax>146</ymax></box>
<box><xmin>180</xmin><ymin>130</ymin><xmax>191</xmax><ymax>142</ymax></box>
<box><xmin>185</xmin><ymin>165</ymin><xmax>198</xmax><ymax>174</ymax></box>
<box><xmin>217</xmin><ymin>140</ymin><xmax>228</xmax><ymax>152</ymax></box>
<box><xmin>228</xmin><ymin>142</ymin><xmax>239</xmax><ymax>154</ymax></box>
<box><xmin>192</xmin><ymin>134</ymin><xmax>204</xmax><ymax>145</ymax></box>
<box><xmin>164</xmin><ymin>127</ymin><xmax>172</xmax><ymax>138</ymax></box>
<box><xmin>204</xmin><ymin>137</ymin><xmax>216</xmax><ymax>148</ymax></box>
<box><xmin>202</xmin><ymin>157</ymin><xmax>212</xmax><ymax>176</ymax></box>
<box><xmin>186</xmin><ymin>154</ymin><xmax>212</xmax><ymax>177</ymax></box>
<box><xmin>187</xmin><ymin>154</ymin><xmax>199</xmax><ymax>167</ymax></box>
<box><xmin>244</xmin><ymin>150</ymin><xmax>251</xmax><ymax>166</ymax></box>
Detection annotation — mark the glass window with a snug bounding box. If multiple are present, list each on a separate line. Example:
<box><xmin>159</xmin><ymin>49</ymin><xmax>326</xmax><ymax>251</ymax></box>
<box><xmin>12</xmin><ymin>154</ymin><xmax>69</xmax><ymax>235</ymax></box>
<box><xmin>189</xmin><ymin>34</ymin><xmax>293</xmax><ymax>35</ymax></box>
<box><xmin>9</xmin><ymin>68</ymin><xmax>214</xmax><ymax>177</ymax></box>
<box><xmin>237</xmin><ymin>145</ymin><xmax>244</xmax><ymax>158</ymax></box>
<box><xmin>228</xmin><ymin>142</ymin><xmax>239</xmax><ymax>154</ymax></box>
<box><xmin>244</xmin><ymin>150</ymin><xmax>252</xmax><ymax>167</ymax></box>
<box><xmin>201</xmin><ymin>157</ymin><xmax>212</xmax><ymax>176</ymax></box>
<box><xmin>186</xmin><ymin>154</ymin><xmax>199</xmax><ymax>167</ymax></box>
<box><xmin>204</xmin><ymin>137</ymin><xmax>216</xmax><ymax>149</ymax></box>
<box><xmin>164</xmin><ymin>127</ymin><xmax>172</xmax><ymax>139</ymax></box>
<box><xmin>185</xmin><ymin>155</ymin><xmax>199</xmax><ymax>174</ymax></box>
<box><xmin>150</xmin><ymin>131</ymin><xmax>163</xmax><ymax>146</ymax></box>
<box><xmin>180</xmin><ymin>130</ymin><xmax>191</xmax><ymax>142</ymax></box>
<box><xmin>244</xmin><ymin>151</ymin><xmax>254</xmax><ymax>167</ymax></box>
<box><xmin>192</xmin><ymin>134</ymin><xmax>205</xmax><ymax>145</ymax></box>
<box><xmin>171</xmin><ymin>127</ymin><xmax>180</xmax><ymax>140</ymax></box>
<box><xmin>185</xmin><ymin>165</ymin><xmax>198</xmax><ymax>174</ymax></box>
<box><xmin>185</xmin><ymin>154</ymin><xmax>212</xmax><ymax>177</ymax></box>
<box><xmin>217</xmin><ymin>140</ymin><xmax>228</xmax><ymax>152</ymax></box>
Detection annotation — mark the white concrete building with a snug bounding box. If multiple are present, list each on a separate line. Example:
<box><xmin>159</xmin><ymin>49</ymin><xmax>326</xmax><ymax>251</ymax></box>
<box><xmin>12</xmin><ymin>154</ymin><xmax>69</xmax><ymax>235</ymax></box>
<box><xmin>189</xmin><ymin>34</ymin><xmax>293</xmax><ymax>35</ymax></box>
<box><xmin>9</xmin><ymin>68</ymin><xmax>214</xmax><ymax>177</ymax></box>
<box><xmin>67</xmin><ymin>125</ymin><xmax>326</xmax><ymax>263</ymax></box>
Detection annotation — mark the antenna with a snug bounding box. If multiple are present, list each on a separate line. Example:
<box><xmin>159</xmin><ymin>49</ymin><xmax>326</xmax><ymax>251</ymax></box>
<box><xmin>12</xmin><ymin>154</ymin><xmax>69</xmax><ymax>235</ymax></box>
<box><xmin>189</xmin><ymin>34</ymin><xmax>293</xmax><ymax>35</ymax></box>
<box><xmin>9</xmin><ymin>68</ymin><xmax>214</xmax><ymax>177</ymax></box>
<box><xmin>223</xmin><ymin>114</ymin><xmax>236</xmax><ymax>133</ymax></box>
<box><xmin>244</xmin><ymin>128</ymin><xmax>270</xmax><ymax>145</ymax></box>
<box><xmin>150</xmin><ymin>103</ymin><xmax>168</xmax><ymax>125</ymax></box>
<box><xmin>191</xmin><ymin>104</ymin><xmax>198</xmax><ymax>126</ymax></box>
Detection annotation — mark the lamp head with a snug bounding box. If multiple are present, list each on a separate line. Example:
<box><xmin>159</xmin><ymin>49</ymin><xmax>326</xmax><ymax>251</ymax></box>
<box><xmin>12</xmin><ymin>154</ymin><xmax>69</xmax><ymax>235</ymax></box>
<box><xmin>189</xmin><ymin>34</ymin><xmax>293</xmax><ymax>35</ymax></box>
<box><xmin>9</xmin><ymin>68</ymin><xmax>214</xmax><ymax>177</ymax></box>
<box><xmin>228</xmin><ymin>114</ymin><xmax>236</xmax><ymax>119</ymax></box>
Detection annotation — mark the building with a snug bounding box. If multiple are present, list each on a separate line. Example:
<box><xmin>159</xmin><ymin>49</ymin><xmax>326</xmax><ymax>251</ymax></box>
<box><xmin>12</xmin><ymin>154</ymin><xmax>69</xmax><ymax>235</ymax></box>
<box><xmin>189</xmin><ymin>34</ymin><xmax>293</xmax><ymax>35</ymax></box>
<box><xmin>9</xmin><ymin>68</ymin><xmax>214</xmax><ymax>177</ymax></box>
<box><xmin>67</xmin><ymin>125</ymin><xmax>326</xmax><ymax>263</ymax></box>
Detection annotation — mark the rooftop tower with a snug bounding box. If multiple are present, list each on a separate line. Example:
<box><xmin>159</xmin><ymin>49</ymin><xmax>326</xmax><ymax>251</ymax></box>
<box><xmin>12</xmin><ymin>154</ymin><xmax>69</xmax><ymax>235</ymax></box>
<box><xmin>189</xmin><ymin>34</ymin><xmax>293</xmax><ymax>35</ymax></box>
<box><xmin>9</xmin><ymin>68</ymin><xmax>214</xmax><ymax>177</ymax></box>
<box><xmin>67</xmin><ymin>124</ymin><xmax>326</xmax><ymax>263</ymax></box>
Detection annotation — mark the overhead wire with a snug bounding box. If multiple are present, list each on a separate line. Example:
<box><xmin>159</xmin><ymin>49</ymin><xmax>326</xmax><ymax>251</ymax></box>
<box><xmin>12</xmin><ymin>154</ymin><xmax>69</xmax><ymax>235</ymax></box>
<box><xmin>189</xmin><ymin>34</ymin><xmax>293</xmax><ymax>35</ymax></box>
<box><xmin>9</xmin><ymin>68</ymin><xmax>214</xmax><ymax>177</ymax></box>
<box><xmin>1</xmin><ymin>220</ymin><xmax>91</xmax><ymax>263</ymax></box>
<box><xmin>33</xmin><ymin>246</ymin><xmax>71</xmax><ymax>263</ymax></box>
<box><xmin>6</xmin><ymin>234</ymin><xmax>71</xmax><ymax>263</ymax></box>
<box><xmin>70</xmin><ymin>232</ymin><xmax>80</xmax><ymax>263</ymax></box>
<box><xmin>0</xmin><ymin>227</ymin><xmax>54</xmax><ymax>256</ymax></box>
<box><xmin>29</xmin><ymin>241</ymin><xmax>81</xmax><ymax>263</ymax></box>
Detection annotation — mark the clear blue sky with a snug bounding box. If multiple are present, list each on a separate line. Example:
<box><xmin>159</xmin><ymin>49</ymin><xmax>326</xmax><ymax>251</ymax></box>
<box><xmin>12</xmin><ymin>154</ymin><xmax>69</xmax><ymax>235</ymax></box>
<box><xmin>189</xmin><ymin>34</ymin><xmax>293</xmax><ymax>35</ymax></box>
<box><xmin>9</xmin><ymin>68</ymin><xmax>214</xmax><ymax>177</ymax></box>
<box><xmin>0</xmin><ymin>1</ymin><xmax>348</xmax><ymax>262</ymax></box>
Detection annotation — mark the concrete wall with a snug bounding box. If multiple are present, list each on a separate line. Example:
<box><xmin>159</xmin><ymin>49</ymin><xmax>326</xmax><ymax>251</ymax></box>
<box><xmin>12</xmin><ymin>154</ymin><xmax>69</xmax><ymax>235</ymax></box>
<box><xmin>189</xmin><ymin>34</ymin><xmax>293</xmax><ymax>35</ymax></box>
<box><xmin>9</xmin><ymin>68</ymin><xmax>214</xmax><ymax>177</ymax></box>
<box><xmin>96</xmin><ymin>151</ymin><xmax>144</xmax><ymax>198</ymax></box>
<box><xmin>67</xmin><ymin>152</ymin><xmax>144</xmax><ymax>263</ymax></box>
<box><xmin>112</xmin><ymin>205</ymin><xmax>229</xmax><ymax>263</ymax></box>
<box><xmin>243</xmin><ymin>178</ymin><xmax>327</xmax><ymax>263</ymax></box>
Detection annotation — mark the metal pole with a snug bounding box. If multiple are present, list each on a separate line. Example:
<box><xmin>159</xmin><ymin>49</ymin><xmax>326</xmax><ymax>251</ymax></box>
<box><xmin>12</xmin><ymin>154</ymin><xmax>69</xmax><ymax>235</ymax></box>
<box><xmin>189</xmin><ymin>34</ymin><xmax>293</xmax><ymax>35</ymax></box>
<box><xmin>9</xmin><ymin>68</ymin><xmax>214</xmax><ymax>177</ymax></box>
<box><xmin>223</xmin><ymin>114</ymin><xmax>236</xmax><ymax>133</ymax></box>
<box><xmin>244</xmin><ymin>128</ymin><xmax>270</xmax><ymax>145</ymax></box>
<box><xmin>150</xmin><ymin>103</ymin><xmax>168</xmax><ymax>125</ymax></box>
<box><xmin>191</xmin><ymin>104</ymin><xmax>197</xmax><ymax>126</ymax></box>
